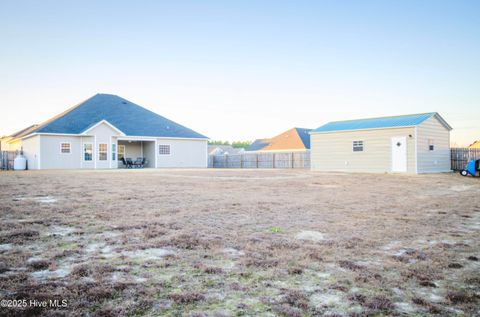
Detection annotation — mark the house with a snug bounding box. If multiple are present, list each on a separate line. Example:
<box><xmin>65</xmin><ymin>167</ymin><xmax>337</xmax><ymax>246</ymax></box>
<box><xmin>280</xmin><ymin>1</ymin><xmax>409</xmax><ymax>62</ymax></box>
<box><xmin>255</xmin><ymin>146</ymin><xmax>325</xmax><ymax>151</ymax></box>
<box><xmin>468</xmin><ymin>140</ymin><xmax>480</xmax><ymax>149</ymax></box>
<box><xmin>5</xmin><ymin>94</ymin><xmax>208</xmax><ymax>169</ymax></box>
<box><xmin>208</xmin><ymin>145</ymin><xmax>245</xmax><ymax>156</ymax></box>
<box><xmin>246</xmin><ymin>128</ymin><xmax>312</xmax><ymax>152</ymax></box>
<box><xmin>310</xmin><ymin>113</ymin><xmax>452</xmax><ymax>174</ymax></box>
<box><xmin>0</xmin><ymin>124</ymin><xmax>39</xmax><ymax>151</ymax></box>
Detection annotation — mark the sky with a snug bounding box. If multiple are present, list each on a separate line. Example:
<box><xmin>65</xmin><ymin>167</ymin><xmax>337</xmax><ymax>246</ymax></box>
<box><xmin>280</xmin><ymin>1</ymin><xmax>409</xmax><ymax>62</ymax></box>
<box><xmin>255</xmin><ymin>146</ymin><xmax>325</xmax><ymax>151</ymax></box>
<box><xmin>0</xmin><ymin>0</ymin><xmax>479</xmax><ymax>146</ymax></box>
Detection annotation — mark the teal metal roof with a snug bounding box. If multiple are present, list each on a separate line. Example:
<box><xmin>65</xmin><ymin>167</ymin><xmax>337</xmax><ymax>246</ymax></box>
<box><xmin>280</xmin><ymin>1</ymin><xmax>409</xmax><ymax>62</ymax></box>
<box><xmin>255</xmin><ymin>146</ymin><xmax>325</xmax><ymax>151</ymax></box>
<box><xmin>313</xmin><ymin>113</ymin><xmax>445</xmax><ymax>133</ymax></box>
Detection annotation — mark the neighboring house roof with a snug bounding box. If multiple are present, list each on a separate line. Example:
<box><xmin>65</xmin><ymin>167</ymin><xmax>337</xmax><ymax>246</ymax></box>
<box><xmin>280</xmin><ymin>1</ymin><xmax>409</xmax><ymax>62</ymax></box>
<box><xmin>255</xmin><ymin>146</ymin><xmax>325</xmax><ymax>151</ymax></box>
<box><xmin>469</xmin><ymin>140</ymin><xmax>480</xmax><ymax>149</ymax></box>
<box><xmin>10</xmin><ymin>124</ymin><xmax>40</xmax><ymax>139</ymax></box>
<box><xmin>246</xmin><ymin>138</ymin><xmax>272</xmax><ymax>151</ymax></box>
<box><xmin>208</xmin><ymin>145</ymin><xmax>244</xmax><ymax>155</ymax></box>
<box><xmin>295</xmin><ymin>128</ymin><xmax>311</xmax><ymax>149</ymax></box>
<box><xmin>1</xmin><ymin>124</ymin><xmax>40</xmax><ymax>144</ymax></box>
<box><xmin>24</xmin><ymin>94</ymin><xmax>207</xmax><ymax>139</ymax></box>
<box><xmin>246</xmin><ymin>127</ymin><xmax>312</xmax><ymax>152</ymax></box>
<box><xmin>313</xmin><ymin>113</ymin><xmax>452</xmax><ymax>133</ymax></box>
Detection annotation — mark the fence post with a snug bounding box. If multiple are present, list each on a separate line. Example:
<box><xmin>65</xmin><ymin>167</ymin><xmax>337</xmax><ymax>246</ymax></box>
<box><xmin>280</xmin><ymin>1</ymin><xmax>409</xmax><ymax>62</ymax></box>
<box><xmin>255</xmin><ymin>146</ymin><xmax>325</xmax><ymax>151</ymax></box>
<box><xmin>256</xmin><ymin>154</ymin><xmax>259</xmax><ymax>168</ymax></box>
<box><xmin>225</xmin><ymin>154</ymin><xmax>228</xmax><ymax>168</ymax></box>
<box><xmin>291</xmin><ymin>152</ymin><xmax>294</xmax><ymax>169</ymax></box>
<box><xmin>273</xmin><ymin>153</ymin><xmax>275</xmax><ymax>168</ymax></box>
<box><xmin>240</xmin><ymin>154</ymin><xmax>243</xmax><ymax>168</ymax></box>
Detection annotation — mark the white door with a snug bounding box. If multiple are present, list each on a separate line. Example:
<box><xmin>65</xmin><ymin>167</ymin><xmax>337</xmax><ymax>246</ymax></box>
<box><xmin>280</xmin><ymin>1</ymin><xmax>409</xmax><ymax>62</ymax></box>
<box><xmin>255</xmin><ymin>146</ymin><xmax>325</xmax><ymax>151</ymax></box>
<box><xmin>391</xmin><ymin>136</ymin><xmax>407</xmax><ymax>172</ymax></box>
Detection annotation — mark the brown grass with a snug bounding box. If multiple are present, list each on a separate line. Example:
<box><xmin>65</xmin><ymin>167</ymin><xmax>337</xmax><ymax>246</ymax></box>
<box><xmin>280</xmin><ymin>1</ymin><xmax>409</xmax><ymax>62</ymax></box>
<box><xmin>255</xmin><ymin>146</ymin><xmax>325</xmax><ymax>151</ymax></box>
<box><xmin>0</xmin><ymin>169</ymin><xmax>479</xmax><ymax>316</ymax></box>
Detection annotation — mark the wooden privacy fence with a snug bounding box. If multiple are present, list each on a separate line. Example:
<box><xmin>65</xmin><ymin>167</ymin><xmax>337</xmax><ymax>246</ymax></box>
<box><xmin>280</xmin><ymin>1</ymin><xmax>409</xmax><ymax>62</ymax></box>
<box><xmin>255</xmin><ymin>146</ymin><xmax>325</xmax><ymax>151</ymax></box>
<box><xmin>0</xmin><ymin>151</ymin><xmax>17</xmax><ymax>170</ymax></box>
<box><xmin>209</xmin><ymin>151</ymin><xmax>310</xmax><ymax>169</ymax></box>
<box><xmin>451</xmin><ymin>148</ymin><xmax>480</xmax><ymax>171</ymax></box>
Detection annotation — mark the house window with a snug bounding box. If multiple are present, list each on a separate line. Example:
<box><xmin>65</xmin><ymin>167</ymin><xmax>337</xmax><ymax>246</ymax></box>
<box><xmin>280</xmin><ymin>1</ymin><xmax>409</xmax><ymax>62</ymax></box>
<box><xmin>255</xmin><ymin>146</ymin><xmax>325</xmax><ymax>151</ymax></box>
<box><xmin>60</xmin><ymin>142</ymin><xmax>71</xmax><ymax>154</ymax></box>
<box><xmin>83</xmin><ymin>143</ymin><xmax>92</xmax><ymax>161</ymax></box>
<box><xmin>353</xmin><ymin>141</ymin><xmax>364</xmax><ymax>152</ymax></box>
<box><xmin>159</xmin><ymin>144</ymin><xmax>170</xmax><ymax>155</ymax></box>
<box><xmin>98</xmin><ymin>143</ymin><xmax>107</xmax><ymax>161</ymax></box>
<box><xmin>118</xmin><ymin>145</ymin><xmax>125</xmax><ymax>160</ymax></box>
<box><xmin>428</xmin><ymin>139</ymin><xmax>434</xmax><ymax>151</ymax></box>
<box><xmin>111</xmin><ymin>144</ymin><xmax>116</xmax><ymax>161</ymax></box>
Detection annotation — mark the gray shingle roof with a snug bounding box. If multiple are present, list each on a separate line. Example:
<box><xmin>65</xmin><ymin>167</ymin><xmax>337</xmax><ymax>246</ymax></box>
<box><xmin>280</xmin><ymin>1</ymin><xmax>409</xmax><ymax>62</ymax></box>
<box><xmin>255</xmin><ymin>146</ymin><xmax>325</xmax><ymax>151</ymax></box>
<box><xmin>246</xmin><ymin>139</ymin><xmax>271</xmax><ymax>151</ymax></box>
<box><xmin>30</xmin><ymin>94</ymin><xmax>207</xmax><ymax>139</ymax></box>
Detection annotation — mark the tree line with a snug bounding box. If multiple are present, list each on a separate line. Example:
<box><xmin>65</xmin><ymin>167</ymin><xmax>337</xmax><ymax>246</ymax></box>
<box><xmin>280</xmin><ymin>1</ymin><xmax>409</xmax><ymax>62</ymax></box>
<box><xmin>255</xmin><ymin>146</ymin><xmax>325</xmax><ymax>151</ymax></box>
<box><xmin>208</xmin><ymin>140</ymin><xmax>251</xmax><ymax>149</ymax></box>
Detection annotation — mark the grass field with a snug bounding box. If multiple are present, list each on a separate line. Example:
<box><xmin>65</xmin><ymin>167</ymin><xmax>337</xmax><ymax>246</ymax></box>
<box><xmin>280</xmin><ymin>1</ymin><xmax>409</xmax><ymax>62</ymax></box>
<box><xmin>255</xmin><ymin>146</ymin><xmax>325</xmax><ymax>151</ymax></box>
<box><xmin>0</xmin><ymin>169</ymin><xmax>479</xmax><ymax>316</ymax></box>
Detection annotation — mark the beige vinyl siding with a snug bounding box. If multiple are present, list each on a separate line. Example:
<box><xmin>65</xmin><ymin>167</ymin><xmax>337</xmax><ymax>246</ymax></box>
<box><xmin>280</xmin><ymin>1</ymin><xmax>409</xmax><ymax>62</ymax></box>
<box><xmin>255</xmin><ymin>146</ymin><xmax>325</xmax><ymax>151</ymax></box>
<box><xmin>21</xmin><ymin>135</ymin><xmax>40</xmax><ymax>170</ymax></box>
<box><xmin>142</xmin><ymin>142</ymin><xmax>155</xmax><ymax>168</ymax></box>
<box><xmin>123</xmin><ymin>142</ymin><xmax>142</xmax><ymax>160</ymax></box>
<box><xmin>416</xmin><ymin>116</ymin><xmax>451</xmax><ymax>173</ymax></box>
<box><xmin>156</xmin><ymin>139</ymin><xmax>207</xmax><ymax>168</ymax></box>
<box><xmin>40</xmin><ymin>135</ymin><xmax>82</xmax><ymax>169</ymax></box>
<box><xmin>311</xmin><ymin>127</ymin><xmax>416</xmax><ymax>173</ymax></box>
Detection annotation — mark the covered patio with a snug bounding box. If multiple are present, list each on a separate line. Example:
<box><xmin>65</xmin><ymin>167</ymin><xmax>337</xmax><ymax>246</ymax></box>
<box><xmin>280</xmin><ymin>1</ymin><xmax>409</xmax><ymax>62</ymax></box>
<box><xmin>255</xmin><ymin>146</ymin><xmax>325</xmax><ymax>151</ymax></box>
<box><xmin>117</xmin><ymin>139</ymin><xmax>156</xmax><ymax>168</ymax></box>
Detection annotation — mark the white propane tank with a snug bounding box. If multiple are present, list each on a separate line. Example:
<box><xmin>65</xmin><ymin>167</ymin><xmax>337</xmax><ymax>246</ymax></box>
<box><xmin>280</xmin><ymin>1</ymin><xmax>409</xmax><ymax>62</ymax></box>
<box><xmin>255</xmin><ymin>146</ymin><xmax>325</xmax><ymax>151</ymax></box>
<box><xmin>14</xmin><ymin>155</ymin><xmax>27</xmax><ymax>170</ymax></box>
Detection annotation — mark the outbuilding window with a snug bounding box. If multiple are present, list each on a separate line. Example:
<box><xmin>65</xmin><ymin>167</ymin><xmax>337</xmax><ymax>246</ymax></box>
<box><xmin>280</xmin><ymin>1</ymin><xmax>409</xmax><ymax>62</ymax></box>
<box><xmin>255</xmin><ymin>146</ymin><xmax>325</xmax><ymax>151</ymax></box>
<box><xmin>428</xmin><ymin>139</ymin><xmax>434</xmax><ymax>151</ymax></box>
<box><xmin>60</xmin><ymin>142</ymin><xmax>71</xmax><ymax>154</ymax></box>
<box><xmin>353</xmin><ymin>141</ymin><xmax>364</xmax><ymax>152</ymax></box>
<box><xmin>83</xmin><ymin>143</ymin><xmax>92</xmax><ymax>161</ymax></box>
<box><xmin>159</xmin><ymin>144</ymin><xmax>170</xmax><ymax>155</ymax></box>
<box><xmin>98</xmin><ymin>143</ymin><xmax>107</xmax><ymax>161</ymax></box>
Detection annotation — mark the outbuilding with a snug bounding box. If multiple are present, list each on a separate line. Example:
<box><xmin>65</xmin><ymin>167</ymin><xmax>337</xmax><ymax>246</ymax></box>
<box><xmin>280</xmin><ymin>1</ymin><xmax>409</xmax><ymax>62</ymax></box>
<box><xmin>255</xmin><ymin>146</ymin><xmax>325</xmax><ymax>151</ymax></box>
<box><xmin>5</xmin><ymin>94</ymin><xmax>208</xmax><ymax>169</ymax></box>
<box><xmin>310</xmin><ymin>113</ymin><xmax>452</xmax><ymax>174</ymax></box>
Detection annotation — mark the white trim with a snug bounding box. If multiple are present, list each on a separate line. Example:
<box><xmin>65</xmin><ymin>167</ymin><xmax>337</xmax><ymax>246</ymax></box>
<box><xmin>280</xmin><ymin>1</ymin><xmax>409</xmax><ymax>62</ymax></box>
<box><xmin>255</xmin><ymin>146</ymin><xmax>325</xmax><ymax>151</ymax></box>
<box><xmin>94</xmin><ymin>135</ymin><xmax>97</xmax><ymax>169</ymax></box>
<box><xmin>154</xmin><ymin>139</ymin><xmax>158</xmax><ymax>168</ymax></box>
<box><xmin>432</xmin><ymin>113</ymin><xmax>453</xmax><ymax>131</ymax></box>
<box><xmin>80</xmin><ymin>120</ymin><xmax>126</xmax><ymax>136</ymax></box>
<box><xmin>59</xmin><ymin>142</ymin><xmax>72</xmax><ymax>154</ymax></box>
<box><xmin>38</xmin><ymin>135</ymin><xmax>41</xmax><ymax>169</ymax></box>
<box><xmin>110</xmin><ymin>138</ymin><xmax>117</xmax><ymax>168</ymax></box>
<box><xmin>109</xmin><ymin>137</ymin><xmax>111</xmax><ymax>169</ymax></box>
<box><xmin>22</xmin><ymin>132</ymin><xmax>208</xmax><ymax>141</ymax></box>
<box><xmin>21</xmin><ymin>132</ymin><xmax>81</xmax><ymax>140</ymax></box>
<box><xmin>80</xmin><ymin>136</ymin><xmax>82</xmax><ymax>168</ymax></box>
<box><xmin>118</xmin><ymin>135</ymin><xmax>208</xmax><ymax>141</ymax></box>
<box><xmin>82</xmin><ymin>142</ymin><xmax>93</xmax><ymax>162</ymax></box>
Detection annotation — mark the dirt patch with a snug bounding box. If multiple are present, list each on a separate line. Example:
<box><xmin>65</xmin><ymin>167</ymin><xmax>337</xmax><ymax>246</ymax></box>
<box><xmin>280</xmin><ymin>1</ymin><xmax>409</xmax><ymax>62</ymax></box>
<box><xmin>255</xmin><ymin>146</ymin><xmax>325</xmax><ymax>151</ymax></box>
<box><xmin>121</xmin><ymin>248</ymin><xmax>176</xmax><ymax>260</ymax></box>
<box><xmin>295</xmin><ymin>230</ymin><xmax>325</xmax><ymax>242</ymax></box>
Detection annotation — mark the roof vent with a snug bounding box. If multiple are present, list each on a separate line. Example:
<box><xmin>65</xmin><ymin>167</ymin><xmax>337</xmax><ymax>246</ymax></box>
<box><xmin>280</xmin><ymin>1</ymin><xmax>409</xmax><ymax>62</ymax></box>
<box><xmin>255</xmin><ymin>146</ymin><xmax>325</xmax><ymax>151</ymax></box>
<box><xmin>122</xmin><ymin>101</ymin><xmax>127</xmax><ymax>104</ymax></box>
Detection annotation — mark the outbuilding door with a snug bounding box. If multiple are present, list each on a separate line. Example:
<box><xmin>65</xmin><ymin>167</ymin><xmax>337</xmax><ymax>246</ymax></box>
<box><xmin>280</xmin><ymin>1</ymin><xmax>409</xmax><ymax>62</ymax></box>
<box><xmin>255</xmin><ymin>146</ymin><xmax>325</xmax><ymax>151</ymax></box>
<box><xmin>391</xmin><ymin>136</ymin><xmax>407</xmax><ymax>172</ymax></box>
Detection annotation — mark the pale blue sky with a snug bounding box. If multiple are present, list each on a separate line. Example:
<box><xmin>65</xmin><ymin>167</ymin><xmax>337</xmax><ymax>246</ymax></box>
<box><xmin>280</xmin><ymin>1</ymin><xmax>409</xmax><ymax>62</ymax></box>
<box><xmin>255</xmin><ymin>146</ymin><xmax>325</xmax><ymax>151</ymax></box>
<box><xmin>1</xmin><ymin>0</ymin><xmax>479</xmax><ymax>145</ymax></box>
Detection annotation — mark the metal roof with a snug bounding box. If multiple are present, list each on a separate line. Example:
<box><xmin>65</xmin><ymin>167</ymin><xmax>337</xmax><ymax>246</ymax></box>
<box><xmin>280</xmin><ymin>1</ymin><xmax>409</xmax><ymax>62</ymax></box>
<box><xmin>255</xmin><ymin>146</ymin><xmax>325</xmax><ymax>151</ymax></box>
<box><xmin>29</xmin><ymin>94</ymin><xmax>207</xmax><ymax>139</ymax></box>
<box><xmin>312</xmin><ymin>113</ymin><xmax>450</xmax><ymax>133</ymax></box>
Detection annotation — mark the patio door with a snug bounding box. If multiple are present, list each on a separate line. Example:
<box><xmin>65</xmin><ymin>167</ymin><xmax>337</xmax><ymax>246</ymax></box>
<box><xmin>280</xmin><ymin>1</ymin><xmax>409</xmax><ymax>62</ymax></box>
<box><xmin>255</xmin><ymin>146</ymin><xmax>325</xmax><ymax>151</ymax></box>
<box><xmin>118</xmin><ymin>145</ymin><xmax>125</xmax><ymax>161</ymax></box>
<box><xmin>391</xmin><ymin>136</ymin><xmax>407</xmax><ymax>172</ymax></box>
